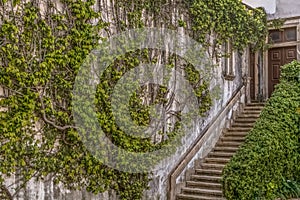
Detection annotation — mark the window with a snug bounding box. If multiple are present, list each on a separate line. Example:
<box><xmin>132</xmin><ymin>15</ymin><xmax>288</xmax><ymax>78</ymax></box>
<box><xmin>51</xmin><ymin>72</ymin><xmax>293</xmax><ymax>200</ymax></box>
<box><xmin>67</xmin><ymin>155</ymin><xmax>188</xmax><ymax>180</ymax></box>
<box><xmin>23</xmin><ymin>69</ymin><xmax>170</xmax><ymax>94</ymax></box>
<box><xmin>285</xmin><ymin>27</ymin><xmax>297</xmax><ymax>41</ymax></box>
<box><xmin>269</xmin><ymin>27</ymin><xmax>297</xmax><ymax>43</ymax></box>
<box><xmin>223</xmin><ymin>41</ymin><xmax>235</xmax><ymax>81</ymax></box>
<box><xmin>269</xmin><ymin>31</ymin><xmax>282</xmax><ymax>43</ymax></box>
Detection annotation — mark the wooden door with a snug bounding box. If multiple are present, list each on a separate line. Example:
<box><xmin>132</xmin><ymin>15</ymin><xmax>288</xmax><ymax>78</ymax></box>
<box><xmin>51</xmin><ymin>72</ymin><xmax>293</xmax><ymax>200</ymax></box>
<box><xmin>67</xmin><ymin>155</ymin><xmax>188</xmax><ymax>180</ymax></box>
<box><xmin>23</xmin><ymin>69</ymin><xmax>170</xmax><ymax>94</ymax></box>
<box><xmin>268</xmin><ymin>46</ymin><xmax>297</xmax><ymax>97</ymax></box>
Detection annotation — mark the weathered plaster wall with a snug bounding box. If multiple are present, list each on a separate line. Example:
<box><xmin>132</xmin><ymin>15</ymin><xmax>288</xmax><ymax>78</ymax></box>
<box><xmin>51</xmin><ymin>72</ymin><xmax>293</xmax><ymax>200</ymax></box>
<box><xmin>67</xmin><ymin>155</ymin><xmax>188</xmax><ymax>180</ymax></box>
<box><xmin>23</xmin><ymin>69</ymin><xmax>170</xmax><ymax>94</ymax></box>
<box><xmin>1</xmin><ymin>0</ymin><xmax>250</xmax><ymax>199</ymax></box>
<box><xmin>151</xmin><ymin>49</ymin><xmax>249</xmax><ymax>200</ymax></box>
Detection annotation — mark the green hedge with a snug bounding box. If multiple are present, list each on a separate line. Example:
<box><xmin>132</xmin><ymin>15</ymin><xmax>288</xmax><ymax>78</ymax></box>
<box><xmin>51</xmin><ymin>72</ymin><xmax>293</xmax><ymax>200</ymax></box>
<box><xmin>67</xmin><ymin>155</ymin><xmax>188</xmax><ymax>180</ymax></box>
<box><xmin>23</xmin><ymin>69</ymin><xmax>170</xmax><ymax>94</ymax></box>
<box><xmin>222</xmin><ymin>61</ymin><xmax>300</xmax><ymax>200</ymax></box>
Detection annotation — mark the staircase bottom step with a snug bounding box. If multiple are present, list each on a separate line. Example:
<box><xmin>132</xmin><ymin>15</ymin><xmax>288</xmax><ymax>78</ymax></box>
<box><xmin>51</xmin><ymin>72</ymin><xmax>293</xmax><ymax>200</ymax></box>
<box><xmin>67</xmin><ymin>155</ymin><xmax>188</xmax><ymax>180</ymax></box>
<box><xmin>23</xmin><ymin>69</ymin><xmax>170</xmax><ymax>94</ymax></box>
<box><xmin>177</xmin><ymin>194</ymin><xmax>225</xmax><ymax>200</ymax></box>
<box><xmin>182</xmin><ymin>187</ymin><xmax>222</xmax><ymax>196</ymax></box>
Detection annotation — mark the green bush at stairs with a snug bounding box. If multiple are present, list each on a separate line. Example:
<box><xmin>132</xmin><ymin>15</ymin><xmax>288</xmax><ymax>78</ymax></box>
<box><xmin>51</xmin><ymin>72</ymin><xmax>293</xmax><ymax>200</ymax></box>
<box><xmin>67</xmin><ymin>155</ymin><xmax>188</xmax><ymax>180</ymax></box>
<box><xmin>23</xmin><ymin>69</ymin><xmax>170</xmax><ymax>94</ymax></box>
<box><xmin>222</xmin><ymin>61</ymin><xmax>300</xmax><ymax>200</ymax></box>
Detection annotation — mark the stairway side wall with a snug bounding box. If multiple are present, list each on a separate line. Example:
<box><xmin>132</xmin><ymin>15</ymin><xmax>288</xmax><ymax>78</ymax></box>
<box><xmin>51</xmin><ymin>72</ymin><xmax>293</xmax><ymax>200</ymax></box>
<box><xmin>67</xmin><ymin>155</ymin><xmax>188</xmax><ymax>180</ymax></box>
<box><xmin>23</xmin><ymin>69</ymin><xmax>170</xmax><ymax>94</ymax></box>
<box><xmin>144</xmin><ymin>49</ymin><xmax>250</xmax><ymax>200</ymax></box>
<box><xmin>167</xmin><ymin>86</ymin><xmax>246</xmax><ymax>200</ymax></box>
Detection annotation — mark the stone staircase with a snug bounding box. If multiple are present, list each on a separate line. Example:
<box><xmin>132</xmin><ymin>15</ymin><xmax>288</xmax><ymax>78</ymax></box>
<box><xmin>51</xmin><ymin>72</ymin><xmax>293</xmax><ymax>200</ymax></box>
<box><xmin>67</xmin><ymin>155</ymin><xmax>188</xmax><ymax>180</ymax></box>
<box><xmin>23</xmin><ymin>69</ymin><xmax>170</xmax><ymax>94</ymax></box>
<box><xmin>176</xmin><ymin>103</ymin><xmax>265</xmax><ymax>200</ymax></box>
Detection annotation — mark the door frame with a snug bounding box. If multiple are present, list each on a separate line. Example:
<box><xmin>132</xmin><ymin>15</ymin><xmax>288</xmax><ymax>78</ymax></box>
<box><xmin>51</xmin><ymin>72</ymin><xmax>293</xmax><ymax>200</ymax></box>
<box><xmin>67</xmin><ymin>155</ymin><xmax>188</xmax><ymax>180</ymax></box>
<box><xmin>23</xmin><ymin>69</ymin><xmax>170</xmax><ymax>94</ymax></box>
<box><xmin>249</xmin><ymin>50</ymin><xmax>263</xmax><ymax>101</ymax></box>
<box><xmin>262</xmin><ymin>19</ymin><xmax>300</xmax><ymax>100</ymax></box>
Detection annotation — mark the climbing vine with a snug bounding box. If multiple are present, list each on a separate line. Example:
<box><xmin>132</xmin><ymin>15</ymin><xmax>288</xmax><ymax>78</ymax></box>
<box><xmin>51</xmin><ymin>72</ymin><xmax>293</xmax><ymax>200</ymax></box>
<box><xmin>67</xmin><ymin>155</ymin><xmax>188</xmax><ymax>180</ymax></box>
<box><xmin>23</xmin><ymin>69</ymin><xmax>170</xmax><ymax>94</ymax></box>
<box><xmin>0</xmin><ymin>0</ymin><xmax>267</xmax><ymax>199</ymax></box>
<box><xmin>190</xmin><ymin>0</ymin><xmax>268</xmax><ymax>54</ymax></box>
<box><xmin>112</xmin><ymin>0</ymin><xmax>268</xmax><ymax>55</ymax></box>
<box><xmin>0</xmin><ymin>0</ymin><xmax>118</xmax><ymax>198</ymax></box>
<box><xmin>268</xmin><ymin>18</ymin><xmax>286</xmax><ymax>30</ymax></box>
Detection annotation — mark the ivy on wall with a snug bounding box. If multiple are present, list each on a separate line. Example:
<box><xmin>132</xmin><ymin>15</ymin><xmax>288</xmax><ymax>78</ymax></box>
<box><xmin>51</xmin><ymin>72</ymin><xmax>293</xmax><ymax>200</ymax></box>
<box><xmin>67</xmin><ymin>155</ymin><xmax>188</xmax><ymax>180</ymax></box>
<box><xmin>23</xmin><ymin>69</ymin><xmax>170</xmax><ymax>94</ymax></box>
<box><xmin>0</xmin><ymin>0</ymin><xmax>267</xmax><ymax>199</ymax></box>
<box><xmin>112</xmin><ymin>0</ymin><xmax>268</xmax><ymax>55</ymax></box>
<box><xmin>190</xmin><ymin>0</ymin><xmax>267</xmax><ymax>54</ymax></box>
<box><xmin>0</xmin><ymin>0</ymin><xmax>125</xmax><ymax>199</ymax></box>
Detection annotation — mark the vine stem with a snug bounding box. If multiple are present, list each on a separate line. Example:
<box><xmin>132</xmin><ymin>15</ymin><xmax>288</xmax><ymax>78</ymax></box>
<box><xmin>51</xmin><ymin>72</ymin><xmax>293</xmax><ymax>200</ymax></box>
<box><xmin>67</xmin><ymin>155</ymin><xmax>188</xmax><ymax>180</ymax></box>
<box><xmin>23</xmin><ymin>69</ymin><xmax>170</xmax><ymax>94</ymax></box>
<box><xmin>39</xmin><ymin>94</ymin><xmax>77</xmax><ymax>131</ymax></box>
<box><xmin>1</xmin><ymin>184</ymin><xmax>13</xmax><ymax>200</ymax></box>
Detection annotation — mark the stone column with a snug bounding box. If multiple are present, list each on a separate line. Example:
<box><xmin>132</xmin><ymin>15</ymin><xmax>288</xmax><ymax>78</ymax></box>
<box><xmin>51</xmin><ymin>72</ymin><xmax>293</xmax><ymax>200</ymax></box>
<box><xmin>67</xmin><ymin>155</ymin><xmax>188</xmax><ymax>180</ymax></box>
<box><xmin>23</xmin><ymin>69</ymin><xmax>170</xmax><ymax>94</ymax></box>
<box><xmin>243</xmin><ymin>75</ymin><xmax>252</xmax><ymax>104</ymax></box>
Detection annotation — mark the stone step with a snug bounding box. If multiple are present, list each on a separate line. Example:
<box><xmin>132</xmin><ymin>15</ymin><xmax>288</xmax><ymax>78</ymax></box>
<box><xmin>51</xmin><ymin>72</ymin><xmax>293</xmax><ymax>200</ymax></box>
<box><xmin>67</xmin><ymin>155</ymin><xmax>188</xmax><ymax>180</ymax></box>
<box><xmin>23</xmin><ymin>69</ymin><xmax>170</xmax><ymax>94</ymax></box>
<box><xmin>177</xmin><ymin>193</ymin><xmax>225</xmax><ymax>200</ymax></box>
<box><xmin>181</xmin><ymin>187</ymin><xmax>222</xmax><ymax>196</ymax></box>
<box><xmin>190</xmin><ymin>175</ymin><xmax>222</xmax><ymax>182</ymax></box>
<box><xmin>239</xmin><ymin>113</ymin><xmax>261</xmax><ymax>118</ymax></box>
<box><xmin>246</xmin><ymin>102</ymin><xmax>265</xmax><ymax>107</ymax></box>
<box><xmin>243</xmin><ymin>106</ymin><xmax>264</xmax><ymax>111</ymax></box>
<box><xmin>213</xmin><ymin>146</ymin><xmax>239</xmax><ymax>152</ymax></box>
<box><xmin>205</xmin><ymin>157</ymin><xmax>231</xmax><ymax>164</ymax></box>
<box><xmin>195</xmin><ymin>168</ymin><xmax>223</xmax><ymax>176</ymax></box>
<box><xmin>226</xmin><ymin>127</ymin><xmax>252</xmax><ymax>132</ymax></box>
<box><xmin>223</xmin><ymin>131</ymin><xmax>248</xmax><ymax>137</ymax></box>
<box><xmin>200</xmin><ymin>163</ymin><xmax>225</xmax><ymax>170</ymax></box>
<box><xmin>186</xmin><ymin>181</ymin><xmax>222</xmax><ymax>190</ymax></box>
<box><xmin>208</xmin><ymin>151</ymin><xmax>235</xmax><ymax>158</ymax></box>
<box><xmin>231</xmin><ymin>122</ymin><xmax>255</xmax><ymax>127</ymax></box>
<box><xmin>216</xmin><ymin>141</ymin><xmax>242</xmax><ymax>147</ymax></box>
<box><xmin>242</xmin><ymin>110</ymin><xmax>262</xmax><ymax>114</ymax></box>
<box><xmin>220</xmin><ymin>136</ymin><xmax>245</xmax><ymax>142</ymax></box>
<box><xmin>235</xmin><ymin>118</ymin><xmax>257</xmax><ymax>123</ymax></box>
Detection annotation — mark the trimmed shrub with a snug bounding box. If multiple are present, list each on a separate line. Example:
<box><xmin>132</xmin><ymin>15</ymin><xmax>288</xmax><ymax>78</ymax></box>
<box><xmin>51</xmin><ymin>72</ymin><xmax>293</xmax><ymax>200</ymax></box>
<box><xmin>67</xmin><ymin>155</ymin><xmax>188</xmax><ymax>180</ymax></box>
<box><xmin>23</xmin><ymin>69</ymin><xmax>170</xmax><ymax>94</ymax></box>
<box><xmin>222</xmin><ymin>61</ymin><xmax>300</xmax><ymax>200</ymax></box>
